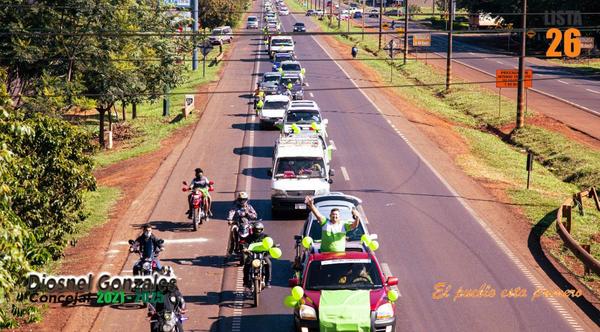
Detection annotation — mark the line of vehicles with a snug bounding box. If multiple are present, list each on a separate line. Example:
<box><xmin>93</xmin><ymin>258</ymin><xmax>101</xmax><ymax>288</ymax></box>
<box><xmin>121</xmin><ymin>1</ymin><xmax>398</xmax><ymax>331</ymax></box>
<box><xmin>251</xmin><ymin>2</ymin><xmax>399</xmax><ymax>331</ymax></box>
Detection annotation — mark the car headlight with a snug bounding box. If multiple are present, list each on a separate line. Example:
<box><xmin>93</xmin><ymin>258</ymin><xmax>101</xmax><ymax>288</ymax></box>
<box><xmin>299</xmin><ymin>304</ymin><xmax>317</xmax><ymax>320</ymax></box>
<box><xmin>252</xmin><ymin>259</ymin><xmax>262</xmax><ymax>268</ymax></box>
<box><xmin>315</xmin><ymin>188</ymin><xmax>328</xmax><ymax>195</ymax></box>
<box><xmin>272</xmin><ymin>189</ymin><xmax>286</xmax><ymax>196</ymax></box>
<box><xmin>142</xmin><ymin>262</ymin><xmax>152</xmax><ymax>270</ymax></box>
<box><xmin>376</xmin><ymin>303</ymin><xmax>394</xmax><ymax>320</ymax></box>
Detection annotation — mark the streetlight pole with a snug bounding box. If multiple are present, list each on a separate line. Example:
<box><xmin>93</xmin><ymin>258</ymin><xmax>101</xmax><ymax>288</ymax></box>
<box><xmin>192</xmin><ymin>0</ymin><xmax>198</xmax><ymax>71</ymax></box>
<box><xmin>516</xmin><ymin>0</ymin><xmax>527</xmax><ymax>128</ymax></box>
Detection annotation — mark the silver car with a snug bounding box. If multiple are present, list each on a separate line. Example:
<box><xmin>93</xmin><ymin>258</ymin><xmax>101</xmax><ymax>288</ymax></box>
<box><xmin>293</xmin><ymin>193</ymin><xmax>371</xmax><ymax>269</ymax></box>
<box><xmin>247</xmin><ymin>16</ymin><xmax>259</xmax><ymax>29</ymax></box>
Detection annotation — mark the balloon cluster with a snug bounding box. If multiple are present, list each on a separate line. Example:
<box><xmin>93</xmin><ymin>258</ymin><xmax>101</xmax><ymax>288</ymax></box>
<box><xmin>309</xmin><ymin>122</ymin><xmax>319</xmax><ymax>132</ymax></box>
<box><xmin>248</xmin><ymin>237</ymin><xmax>282</xmax><ymax>259</ymax></box>
<box><xmin>387</xmin><ymin>289</ymin><xmax>399</xmax><ymax>303</ymax></box>
<box><xmin>360</xmin><ymin>234</ymin><xmax>379</xmax><ymax>251</ymax></box>
<box><xmin>283</xmin><ymin>286</ymin><xmax>304</xmax><ymax>308</ymax></box>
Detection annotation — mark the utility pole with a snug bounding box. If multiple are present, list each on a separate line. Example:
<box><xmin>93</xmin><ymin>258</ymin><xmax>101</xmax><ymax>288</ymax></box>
<box><xmin>445</xmin><ymin>0</ymin><xmax>454</xmax><ymax>91</ymax></box>
<box><xmin>338</xmin><ymin>0</ymin><xmax>341</xmax><ymax>29</ymax></box>
<box><xmin>403</xmin><ymin>0</ymin><xmax>408</xmax><ymax>65</ymax></box>
<box><xmin>192</xmin><ymin>0</ymin><xmax>198</xmax><ymax>71</ymax></box>
<box><xmin>516</xmin><ymin>0</ymin><xmax>527</xmax><ymax>128</ymax></box>
<box><xmin>378</xmin><ymin>0</ymin><xmax>383</xmax><ymax>50</ymax></box>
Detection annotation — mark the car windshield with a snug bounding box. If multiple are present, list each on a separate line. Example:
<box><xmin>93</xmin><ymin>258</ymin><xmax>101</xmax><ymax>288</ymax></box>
<box><xmin>264</xmin><ymin>101</ymin><xmax>289</xmax><ymax>110</ymax></box>
<box><xmin>248</xmin><ymin>17</ymin><xmax>257</xmax><ymax>22</ymax></box>
<box><xmin>275</xmin><ymin>157</ymin><xmax>325</xmax><ymax>178</ymax></box>
<box><xmin>287</xmin><ymin>111</ymin><xmax>321</xmax><ymax>124</ymax></box>
<box><xmin>308</xmin><ymin>206</ymin><xmax>365</xmax><ymax>241</ymax></box>
<box><xmin>272</xmin><ymin>39</ymin><xmax>293</xmax><ymax>46</ymax></box>
<box><xmin>281</xmin><ymin>77</ymin><xmax>301</xmax><ymax>85</ymax></box>
<box><xmin>295</xmin><ymin>23</ymin><xmax>305</xmax><ymax>27</ymax></box>
<box><xmin>263</xmin><ymin>75</ymin><xmax>280</xmax><ymax>83</ymax></box>
<box><xmin>282</xmin><ymin>63</ymin><xmax>301</xmax><ymax>71</ymax></box>
<box><xmin>211</xmin><ymin>29</ymin><xmax>223</xmax><ymax>35</ymax></box>
<box><xmin>275</xmin><ymin>54</ymin><xmax>293</xmax><ymax>63</ymax></box>
<box><xmin>305</xmin><ymin>259</ymin><xmax>383</xmax><ymax>290</ymax></box>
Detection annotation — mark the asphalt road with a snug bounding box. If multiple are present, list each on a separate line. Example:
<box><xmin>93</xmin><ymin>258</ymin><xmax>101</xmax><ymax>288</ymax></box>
<box><xmin>219</xmin><ymin>4</ymin><xmax>586</xmax><ymax>332</ymax></box>
<box><xmin>84</xmin><ymin>2</ymin><xmax>590</xmax><ymax>331</ymax></box>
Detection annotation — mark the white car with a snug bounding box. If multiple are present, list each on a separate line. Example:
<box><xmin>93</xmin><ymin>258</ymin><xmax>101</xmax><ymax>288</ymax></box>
<box><xmin>279</xmin><ymin>7</ymin><xmax>290</xmax><ymax>15</ymax></box>
<box><xmin>247</xmin><ymin>16</ymin><xmax>259</xmax><ymax>29</ymax></box>
<box><xmin>259</xmin><ymin>95</ymin><xmax>291</xmax><ymax>128</ymax></box>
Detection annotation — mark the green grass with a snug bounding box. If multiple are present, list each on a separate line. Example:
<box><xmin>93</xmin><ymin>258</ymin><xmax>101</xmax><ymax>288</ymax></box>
<box><xmin>90</xmin><ymin>45</ymin><xmax>229</xmax><ymax>168</ymax></box>
<box><xmin>548</xmin><ymin>58</ymin><xmax>600</xmax><ymax>75</ymax></box>
<box><xmin>77</xmin><ymin>186</ymin><xmax>122</xmax><ymax>239</ymax></box>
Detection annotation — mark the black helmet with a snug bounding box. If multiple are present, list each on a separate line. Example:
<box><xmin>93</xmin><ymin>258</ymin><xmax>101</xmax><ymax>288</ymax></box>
<box><xmin>253</xmin><ymin>221</ymin><xmax>264</xmax><ymax>234</ymax></box>
<box><xmin>195</xmin><ymin>168</ymin><xmax>203</xmax><ymax>174</ymax></box>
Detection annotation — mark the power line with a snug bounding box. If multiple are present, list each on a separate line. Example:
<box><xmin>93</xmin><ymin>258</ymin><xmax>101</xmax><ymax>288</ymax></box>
<box><xmin>20</xmin><ymin>72</ymin><xmax>600</xmax><ymax>98</ymax></box>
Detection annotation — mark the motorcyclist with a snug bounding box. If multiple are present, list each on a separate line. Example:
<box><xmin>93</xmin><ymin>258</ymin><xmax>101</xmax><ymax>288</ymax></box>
<box><xmin>351</xmin><ymin>44</ymin><xmax>358</xmax><ymax>58</ymax></box>
<box><xmin>150</xmin><ymin>268</ymin><xmax>186</xmax><ymax>332</ymax></box>
<box><xmin>132</xmin><ymin>225</ymin><xmax>164</xmax><ymax>274</ymax></box>
<box><xmin>187</xmin><ymin>168</ymin><xmax>212</xmax><ymax>218</ymax></box>
<box><xmin>227</xmin><ymin>192</ymin><xmax>258</xmax><ymax>223</ymax></box>
<box><xmin>243</xmin><ymin>222</ymin><xmax>272</xmax><ymax>289</ymax></box>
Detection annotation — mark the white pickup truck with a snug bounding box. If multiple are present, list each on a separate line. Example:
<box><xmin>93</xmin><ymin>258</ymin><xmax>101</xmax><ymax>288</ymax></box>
<box><xmin>269</xmin><ymin>134</ymin><xmax>334</xmax><ymax>216</ymax></box>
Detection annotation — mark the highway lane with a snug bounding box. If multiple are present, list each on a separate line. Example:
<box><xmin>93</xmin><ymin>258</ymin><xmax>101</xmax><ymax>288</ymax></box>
<box><xmin>225</xmin><ymin>4</ymin><xmax>585</xmax><ymax>331</ymax></box>
<box><xmin>88</xmin><ymin>1</ymin><xmax>264</xmax><ymax>330</ymax></box>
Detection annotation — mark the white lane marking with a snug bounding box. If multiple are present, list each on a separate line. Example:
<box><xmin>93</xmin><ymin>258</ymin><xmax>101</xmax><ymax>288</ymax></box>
<box><xmin>309</xmin><ymin>28</ymin><xmax>584</xmax><ymax>331</ymax></box>
<box><xmin>557</xmin><ymin>80</ymin><xmax>569</xmax><ymax>85</ymax></box>
<box><xmin>309</xmin><ymin>92</ymin><xmax>314</xmax><ymax>97</ymax></box>
<box><xmin>340</xmin><ymin>166</ymin><xmax>350</xmax><ymax>181</ymax></box>
<box><xmin>468</xmin><ymin>52</ymin><xmax>475</xmax><ymax>55</ymax></box>
<box><xmin>305</xmin><ymin>82</ymin><xmax>310</xmax><ymax>87</ymax></box>
<box><xmin>586</xmin><ymin>88</ymin><xmax>600</xmax><ymax>94</ymax></box>
<box><xmin>495</xmin><ymin>60</ymin><xmax>504</xmax><ymax>64</ymax></box>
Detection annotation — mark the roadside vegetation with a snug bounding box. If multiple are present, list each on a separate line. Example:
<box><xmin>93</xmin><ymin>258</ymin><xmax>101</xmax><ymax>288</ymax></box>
<box><xmin>0</xmin><ymin>0</ymin><xmax>248</xmax><ymax>327</ymax></box>
<box><xmin>292</xmin><ymin>0</ymin><xmax>600</xmax><ymax>291</ymax></box>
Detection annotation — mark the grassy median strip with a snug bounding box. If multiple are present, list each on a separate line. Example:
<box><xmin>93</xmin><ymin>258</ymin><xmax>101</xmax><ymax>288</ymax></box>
<box><xmin>290</xmin><ymin>0</ymin><xmax>600</xmax><ymax>286</ymax></box>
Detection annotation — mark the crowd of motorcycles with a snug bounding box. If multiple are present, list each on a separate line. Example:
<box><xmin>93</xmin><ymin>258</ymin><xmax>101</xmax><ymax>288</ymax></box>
<box><xmin>124</xmin><ymin>2</ymin><xmax>316</xmax><ymax>331</ymax></box>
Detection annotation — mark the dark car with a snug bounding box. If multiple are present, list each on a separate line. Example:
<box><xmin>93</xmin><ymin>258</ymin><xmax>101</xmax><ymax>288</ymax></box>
<box><xmin>353</xmin><ymin>11</ymin><xmax>362</xmax><ymax>19</ymax></box>
<box><xmin>293</xmin><ymin>22</ymin><xmax>306</xmax><ymax>32</ymax></box>
<box><xmin>272</xmin><ymin>52</ymin><xmax>295</xmax><ymax>72</ymax></box>
<box><xmin>306</xmin><ymin>9</ymin><xmax>315</xmax><ymax>16</ymax></box>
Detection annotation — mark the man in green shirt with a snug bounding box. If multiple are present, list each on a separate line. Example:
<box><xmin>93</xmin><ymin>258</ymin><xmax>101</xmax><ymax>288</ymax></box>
<box><xmin>305</xmin><ymin>196</ymin><xmax>361</xmax><ymax>253</ymax></box>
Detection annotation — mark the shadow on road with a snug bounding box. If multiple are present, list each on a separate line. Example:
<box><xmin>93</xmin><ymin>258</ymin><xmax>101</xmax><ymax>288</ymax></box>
<box><xmin>242</xmin><ymin>167</ymin><xmax>272</xmax><ymax>180</ymax></box>
<box><xmin>233</xmin><ymin>146</ymin><xmax>274</xmax><ymax>158</ymax></box>
<box><xmin>232</xmin><ymin>122</ymin><xmax>261</xmax><ymax>131</ymax></box>
<box><xmin>211</xmin><ymin>314</ymin><xmax>294</xmax><ymax>332</ymax></box>
<box><xmin>528</xmin><ymin>209</ymin><xmax>600</xmax><ymax>326</ymax></box>
<box><xmin>145</xmin><ymin>220</ymin><xmax>196</xmax><ymax>232</ymax></box>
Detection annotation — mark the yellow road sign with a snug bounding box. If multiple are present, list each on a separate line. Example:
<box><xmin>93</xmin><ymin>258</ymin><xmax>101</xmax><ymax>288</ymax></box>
<box><xmin>527</xmin><ymin>30</ymin><xmax>536</xmax><ymax>39</ymax></box>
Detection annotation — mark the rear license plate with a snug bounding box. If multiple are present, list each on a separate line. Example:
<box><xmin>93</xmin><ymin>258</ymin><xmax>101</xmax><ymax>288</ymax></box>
<box><xmin>295</xmin><ymin>203</ymin><xmax>307</xmax><ymax>210</ymax></box>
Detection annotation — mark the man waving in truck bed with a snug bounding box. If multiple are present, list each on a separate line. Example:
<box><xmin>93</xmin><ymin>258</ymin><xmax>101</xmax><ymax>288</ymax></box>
<box><xmin>305</xmin><ymin>195</ymin><xmax>360</xmax><ymax>252</ymax></box>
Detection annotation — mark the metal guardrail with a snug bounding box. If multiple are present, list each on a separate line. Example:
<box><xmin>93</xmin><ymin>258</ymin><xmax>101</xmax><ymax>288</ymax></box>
<box><xmin>555</xmin><ymin>187</ymin><xmax>600</xmax><ymax>276</ymax></box>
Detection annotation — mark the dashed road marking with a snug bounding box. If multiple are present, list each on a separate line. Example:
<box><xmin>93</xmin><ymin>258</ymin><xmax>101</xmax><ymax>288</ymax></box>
<box><xmin>309</xmin><ymin>92</ymin><xmax>314</xmax><ymax>97</ymax></box>
<box><xmin>557</xmin><ymin>80</ymin><xmax>569</xmax><ymax>85</ymax></box>
<box><xmin>495</xmin><ymin>60</ymin><xmax>504</xmax><ymax>64</ymax></box>
<box><xmin>586</xmin><ymin>88</ymin><xmax>600</xmax><ymax>94</ymax></box>
<box><xmin>340</xmin><ymin>166</ymin><xmax>350</xmax><ymax>181</ymax></box>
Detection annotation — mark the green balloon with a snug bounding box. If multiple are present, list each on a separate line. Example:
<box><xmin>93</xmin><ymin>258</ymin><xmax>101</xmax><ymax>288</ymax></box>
<box><xmin>302</xmin><ymin>237</ymin><xmax>313</xmax><ymax>249</ymax></box>
<box><xmin>269</xmin><ymin>247</ymin><xmax>282</xmax><ymax>259</ymax></box>
<box><xmin>387</xmin><ymin>290</ymin><xmax>399</xmax><ymax>302</ymax></box>
<box><xmin>284</xmin><ymin>295</ymin><xmax>298</xmax><ymax>308</ymax></box>
<box><xmin>262</xmin><ymin>237</ymin><xmax>274</xmax><ymax>249</ymax></box>
<box><xmin>291</xmin><ymin>286</ymin><xmax>304</xmax><ymax>301</ymax></box>
<box><xmin>369</xmin><ymin>240</ymin><xmax>379</xmax><ymax>251</ymax></box>
<box><xmin>360</xmin><ymin>234</ymin><xmax>370</xmax><ymax>243</ymax></box>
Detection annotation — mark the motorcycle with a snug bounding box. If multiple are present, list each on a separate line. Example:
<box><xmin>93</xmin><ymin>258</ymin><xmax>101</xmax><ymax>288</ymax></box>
<box><xmin>128</xmin><ymin>239</ymin><xmax>163</xmax><ymax>276</ymax></box>
<box><xmin>148</xmin><ymin>299</ymin><xmax>187</xmax><ymax>332</ymax></box>
<box><xmin>182</xmin><ymin>180</ymin><xmax>214</xmax><ymax>231</ymax></box>
<box><xmin>246</xmin><ymin>245</ymin><xmax>278</xmax><ymax>307</ymax></box>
